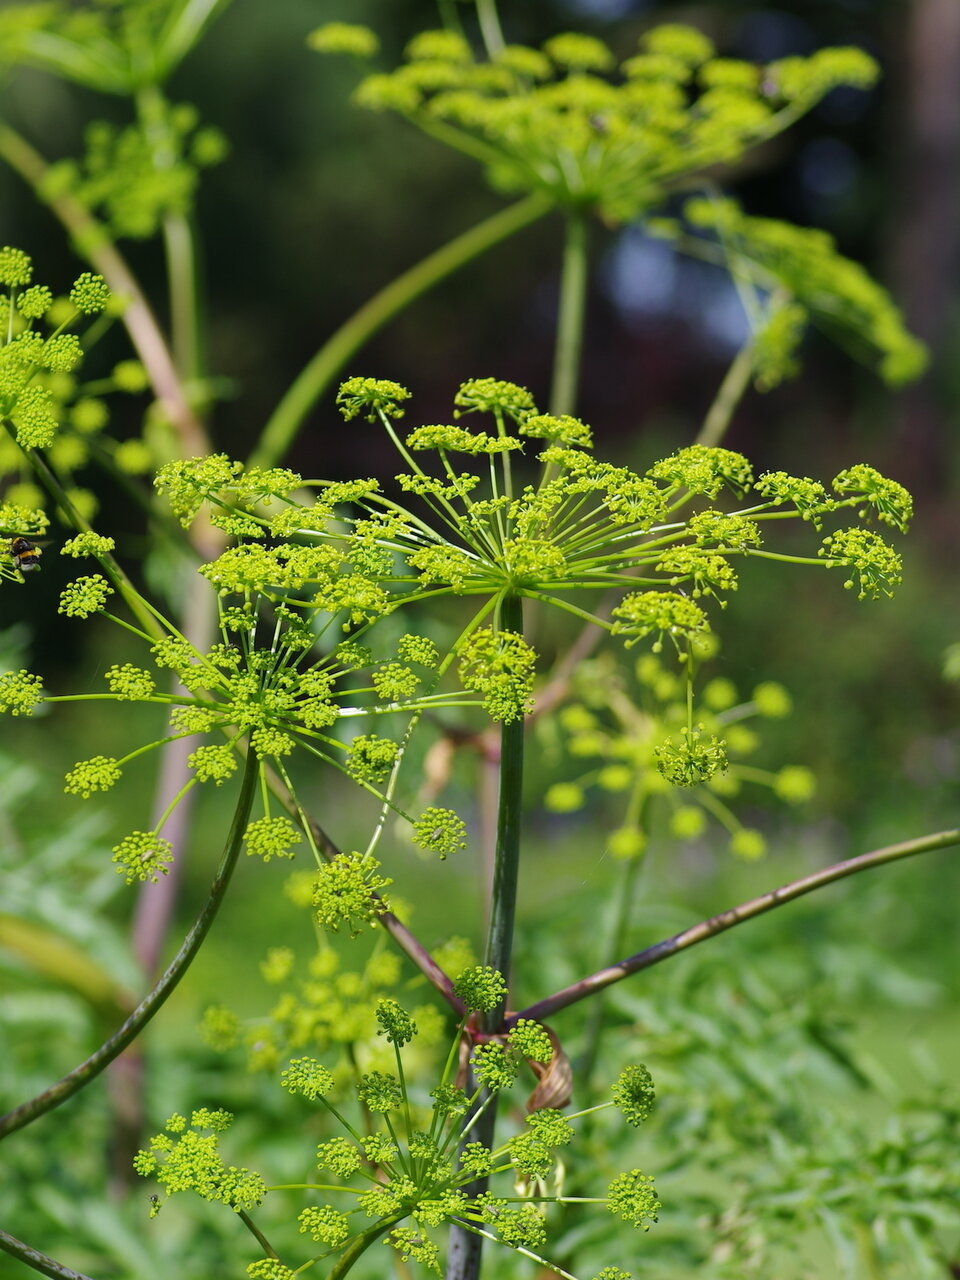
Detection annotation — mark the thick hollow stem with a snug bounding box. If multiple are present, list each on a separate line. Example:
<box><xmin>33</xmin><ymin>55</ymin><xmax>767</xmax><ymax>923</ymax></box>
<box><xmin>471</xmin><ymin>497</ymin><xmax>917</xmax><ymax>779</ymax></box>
<box><xmin>549</xmin><ymin>212</ymin><xmax>589</xmax><ymax>418</ymax></box>
<box><xmin>249</xmin><ymin>195</ymin><xmax>552</xmax><ymax>470</ymax></box>
<box><xmin>447</xmin><ymin>596</ymin><xmax>526</xmax><ymax>1280</ymax></box>
<box><xmin>445</xmin><ymin>1062</ymin><xmax>495</xmax><ymax>1280</ymax></box>
<box><xmin>483</xmin><ymin>592</ymin><xmax>525</xmax><ymax>1030</ymax></box>
<box><xmin>517</xmin><ymin>828</ymin><xmax>960</xmax><ymax>1024</ymax></box>
<box><xmin>0</xmin><ymin>748</ymin><xmax>260</xmax><ymax>1140</ymax></box>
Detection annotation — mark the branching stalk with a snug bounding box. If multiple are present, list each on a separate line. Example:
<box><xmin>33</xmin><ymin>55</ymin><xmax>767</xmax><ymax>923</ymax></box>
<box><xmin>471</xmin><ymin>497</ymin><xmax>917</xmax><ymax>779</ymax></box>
<box><xmin>517</xmin><ymin>828</ymin><xmax>960</xmax><ymax>1024</ymax></box>
<box><xmin>329</xmin><ymin>1210</ymin><xmax>408</xmax><ymax>1278</ymax></box>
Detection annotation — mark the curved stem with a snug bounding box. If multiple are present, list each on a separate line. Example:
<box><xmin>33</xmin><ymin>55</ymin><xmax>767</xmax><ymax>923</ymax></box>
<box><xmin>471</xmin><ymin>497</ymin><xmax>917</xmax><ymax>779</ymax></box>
<box><xmin>549</xmin><ymin>212</ymin><xmax>589</xmax><ymax>418</ymax></box>
<box><xmin>0</xmin><ymin>1226</ymin><xmax>95</xmax><ymax>1280</ymax></box>
<box><xmin>483</xmin><ymin>591</ymin><xmax>525</xmax><ymax>1030</ymax></box>
<box><xmin>516</xmin><ymin>827</ymin><xmax>960</xmax><ymax>1025</ymax></box>
<box><xmin>248</xmin><ymin>194</ymin><xmax>553</xmax><ymax>469</ymax></box>
<box><xmin>237</xmin><ymin>1209</ymin><xmax>281</xmax><ymax>1261</ymax></box>
<box><xmin>0</xmin><ymin>747</ymin><xmax>259</xmax><ymax>1140</ymax></box>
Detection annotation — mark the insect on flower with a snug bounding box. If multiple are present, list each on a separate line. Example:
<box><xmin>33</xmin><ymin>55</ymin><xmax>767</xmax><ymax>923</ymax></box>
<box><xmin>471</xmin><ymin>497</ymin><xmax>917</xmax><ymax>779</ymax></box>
<box><xmin>10</xmin><ymin>536</ymin><xmax>43</xmax><ymax>575</ymax></box>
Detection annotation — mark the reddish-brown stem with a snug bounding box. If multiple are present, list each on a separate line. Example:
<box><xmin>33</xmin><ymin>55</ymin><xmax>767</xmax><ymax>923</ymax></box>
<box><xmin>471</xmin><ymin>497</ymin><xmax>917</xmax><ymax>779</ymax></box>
<box><xmin>292</xmin><ymin>801</ymin><xmax>464</xmax><ymax>1015</ymax></box>
<box><xmin>514</xmin><ymin>828</ymin><xmax>960</xmax><ymax>1025</ymax></box>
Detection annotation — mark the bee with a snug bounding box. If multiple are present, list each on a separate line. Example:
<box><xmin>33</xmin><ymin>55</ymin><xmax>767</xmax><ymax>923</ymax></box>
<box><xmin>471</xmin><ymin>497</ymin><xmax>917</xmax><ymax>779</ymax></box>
<box><xmin>10</xmin><ymin>535</ymin><xmax>43</xmax><ymax>575</ymax></box>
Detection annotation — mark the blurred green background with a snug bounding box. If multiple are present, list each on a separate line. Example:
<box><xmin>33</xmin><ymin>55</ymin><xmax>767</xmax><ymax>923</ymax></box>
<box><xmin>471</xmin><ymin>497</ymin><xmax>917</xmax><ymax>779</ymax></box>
<box><xmin>1</xmin><ymin>1</ymin><xmax>959</xmax><ymax>1277</ymax></box>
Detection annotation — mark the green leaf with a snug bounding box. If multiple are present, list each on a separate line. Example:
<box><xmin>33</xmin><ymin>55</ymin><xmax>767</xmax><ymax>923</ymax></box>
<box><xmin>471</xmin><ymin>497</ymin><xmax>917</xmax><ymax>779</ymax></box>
<box><xmin>0</xmin><ymin>912</ymin><xmax>129</xmax><ymax>1014</ymax></box>
<box><xmin>16</xmin><ymin>29</ymin><xmax>131</xmax><ymax>94</ymax></box>
<box><xmin>154</xmin><ymin>0</ymin><xmax>234</xmax><ymax>79</ymax></box>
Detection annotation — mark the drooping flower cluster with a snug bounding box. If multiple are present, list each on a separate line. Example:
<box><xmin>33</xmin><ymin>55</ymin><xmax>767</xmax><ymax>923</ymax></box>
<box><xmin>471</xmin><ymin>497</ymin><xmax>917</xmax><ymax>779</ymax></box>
<box><xmin>650</xmin><ymin>197</ymin><xmax>926</xmax><ymax>387</ymax></box>
<box><xmin>201</xmin><ymin>931</ymin><xmax>463</xmax><ymax>1076</ymax></box>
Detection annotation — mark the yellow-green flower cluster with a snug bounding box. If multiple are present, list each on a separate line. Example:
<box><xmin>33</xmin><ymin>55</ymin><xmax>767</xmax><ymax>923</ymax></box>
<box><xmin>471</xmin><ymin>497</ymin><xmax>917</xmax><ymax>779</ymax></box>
<box><xmin>143</xmin><ymin>972</ymin><xmax>660</xmax><ymax>1275</ymax></box>
<box><xmin>0</xmin><ymin>668</ymin><xmax>43</xmax><ymax>715</ymax></box>
<box><xmin>458</xmin><ymin>628</ymin><xmax>537</xmax><ymax>723</ymax></box>
<box><xmin>58</xmin><ymin>574</ymin><xmax>114</xmax><ymax>618</ymax></box>
<box><xmin>453</xmin><ymin>964</ymin><xmax>508</xmax><ymax>1013</ymax></box>
<box><xmin>64</xmin><ymin>754</ymin><xmax>122</xmax><ymax>798</ymax></box>
<box><xmin>312</xmin><ymin>850</ymin><xmax>392</xmax><ymax>936</ymax></box>
<box><xmin>0</xmin><ymin>247</ymin><xmax>111</xmax><ymax>462</ymax></box>
<box><xmin>608</xmin><ymin>1168</ymin><xmax>661</xmax><ymax>1231</ymax></box>
<box><xmin>412</xmin><ymin>806</ymin><xmax>467</xmax><ymax>859</ymax></box>
<box><xmin>307</xmin><ymin>22</ymin><xmax>379</xmax><ymax>59</ymax></box>
<box><xmin>340</xmin><ymin>24</ymin><xmax>880</xmax><ymax>225</ymax></box>
<box><xmin>112</xmin><ymin>829</ymin><xmax>174</xmax><ymax>884</ymax></box>
<box><xmin>544</xmin><ymin>650</ymin><xmax>816</xmax><ymax>862</ymax></box>
<box><xmin>133</xmin><ymin>1110</ymin><xmax>265</xmax><ymax>1215</ymax></box>
<box><xmin>243</xmin><ymin>816</ymin><xmax>302</xmax><ymax>862</ymax></box>
<box><xmin>661</xmin><ymin>197</ymin><xmax>927</xmax><ymax>386</ymax></box>
<box><xmin>43</xmin><ymin>103</ymin><xmax>226</xmax><ymax>242</ymax></box>
<box><xmin>151</xmin><ymin>380</ymin><xmax>910</xmax><ymax>751</ymax></box>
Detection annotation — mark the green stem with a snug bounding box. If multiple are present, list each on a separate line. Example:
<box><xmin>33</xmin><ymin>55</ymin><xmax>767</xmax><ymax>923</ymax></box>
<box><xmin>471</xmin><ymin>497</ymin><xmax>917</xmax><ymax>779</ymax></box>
<box><xmin>483</xmin><ymin>591</ymin><xmax>525</xmax><ymax>1029</ymax></box>
<box><xmin>516</xmin><ymin>828</ymin><xmax>960</xmax><ymax>1024</ymax></box>
<box><xmin>446</xmin><ymin>596</ymin><xmax>526</xmax><ymax>1280</ymax></box>
<box><xmin>163</xmin><ymin>213</ymin><xmax>203</xmax><ymax>381</ymax></box>
<box><xmin>248</xmin><ymin>194</ymin><xmax>552</xmax><ymax>469</ymax></box>
<box><xmin>475</xmin><ymin>0</ymin><xmax>505</xmax><ymax>57</ymax></box>
<box><xmin>237</xmin><ymin>1209</ymin><xmax>281</xmax><ymax>1261</ymax></box>
<box><xmin>135</xmin><ymin>83</ymin><xmax>204</xmax><ymax>383</ymax></box>
<box><xmin>694</xmin><ymin>336</ymin><xmax>756</xmax><ymax>448</ymax></box>
<box><xmin>329</xmin><ymin>1211</ymin><xmax>408</xmax><ymax>1279</ymax></box>
<box><xmin>0</xmin><ymin>747</ymin><xmax>259</xmax><ymax>1139</ymax></box>
<box><xmin>549</xmin><ymin>212</ymin><xmax>589</xmax><ymax>417</ymax></box>
<box><xmin>0</xmin><ymin>1227</ymin><xmax>94</xmax><ymax>1280</ymax></box>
